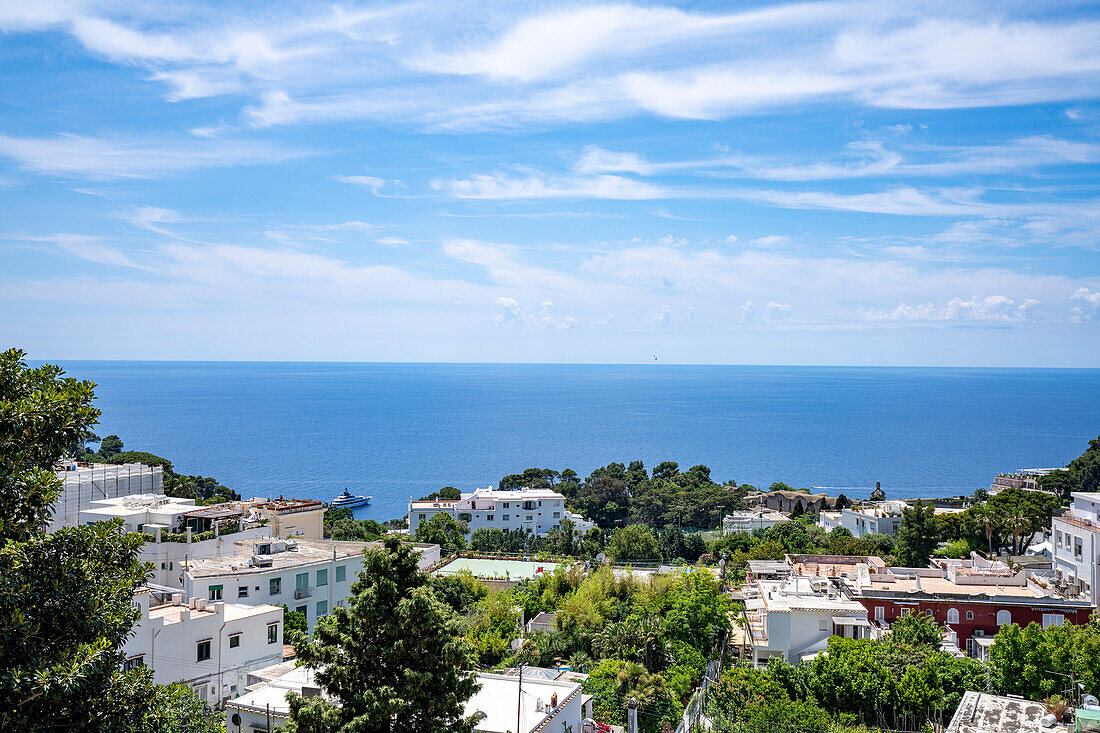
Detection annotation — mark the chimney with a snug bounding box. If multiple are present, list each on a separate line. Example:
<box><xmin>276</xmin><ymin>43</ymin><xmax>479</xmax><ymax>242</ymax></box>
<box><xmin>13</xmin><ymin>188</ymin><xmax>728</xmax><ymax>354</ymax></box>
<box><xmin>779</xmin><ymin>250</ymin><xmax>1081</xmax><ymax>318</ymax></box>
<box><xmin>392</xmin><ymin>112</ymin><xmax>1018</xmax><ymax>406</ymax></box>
<box><xmin>172</xmin><ymin>593</ymin><xmax>183</xmax><ymax>605</ymax></box>
<box><xmin>914</xmin><ymin>574</ymin><xmax>922</xmax><ymax>592</ymax></box>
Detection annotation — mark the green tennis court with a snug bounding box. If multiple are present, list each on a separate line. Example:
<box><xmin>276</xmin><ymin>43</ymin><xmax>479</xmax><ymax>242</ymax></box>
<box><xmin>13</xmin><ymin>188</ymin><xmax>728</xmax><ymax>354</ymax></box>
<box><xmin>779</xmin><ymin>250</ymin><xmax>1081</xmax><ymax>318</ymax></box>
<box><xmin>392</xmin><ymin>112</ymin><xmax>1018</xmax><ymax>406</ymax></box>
<box><xmin>434</xmin><ymin>557</ymin><xmax>559</xmax><ymax>579</ymax></box>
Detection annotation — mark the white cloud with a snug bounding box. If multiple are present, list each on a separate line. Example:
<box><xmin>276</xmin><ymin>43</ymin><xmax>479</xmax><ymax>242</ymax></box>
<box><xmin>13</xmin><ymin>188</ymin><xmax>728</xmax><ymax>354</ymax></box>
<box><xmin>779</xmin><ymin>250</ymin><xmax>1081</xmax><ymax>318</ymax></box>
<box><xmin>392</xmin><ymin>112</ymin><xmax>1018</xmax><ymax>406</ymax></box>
<box><xmin>493</xmin><ymin>297</ymin><xmax>575</xmax><ymax>328</ymax></box>
<box><xmin>335</xmin><ymin>175</ymin><xmax>404</xmax><ymax>196</ymax></box>
<box><xmin>748</xmin><ymin>235</ymin><xmax>790</xmax><ymax>248</ymax></box>
<box><xmin>374</xmin><ymin>236</ymin><xmax>410</xmax><ymax>246</ymax></box>
<box><xmin>861</xmin><ymin>295</ymin><xmax>1039</xmax><ymax>322</ymax></box>
<box><xmin>575</xmin><ymin>146</ymin><xmax>654</xmax><ymax>175</ymax></box>
<box><xmin>0</xmin><ymin>133</ymin><xmax>303</xmax><ymax>180</ymax></box>
<box><xmin>1071</xmin><ymin>287</ymin><xmax>1100</xmax><ymax>322</ymax></box>
<box><xmin>433</xmin><ymin>171</ymin><xmax>667</xmax><ymax>200</ymax></box>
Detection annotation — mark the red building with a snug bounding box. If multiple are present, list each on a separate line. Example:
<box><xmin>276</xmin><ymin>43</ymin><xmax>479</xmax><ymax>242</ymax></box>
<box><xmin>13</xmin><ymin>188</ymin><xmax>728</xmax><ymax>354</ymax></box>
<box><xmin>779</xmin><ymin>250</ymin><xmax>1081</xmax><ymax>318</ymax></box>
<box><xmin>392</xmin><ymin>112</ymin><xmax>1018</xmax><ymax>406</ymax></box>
<box><xmin>788</xmin><ymin>553</ymin><xmax>1094</xmax><ymax>657</ymax></box>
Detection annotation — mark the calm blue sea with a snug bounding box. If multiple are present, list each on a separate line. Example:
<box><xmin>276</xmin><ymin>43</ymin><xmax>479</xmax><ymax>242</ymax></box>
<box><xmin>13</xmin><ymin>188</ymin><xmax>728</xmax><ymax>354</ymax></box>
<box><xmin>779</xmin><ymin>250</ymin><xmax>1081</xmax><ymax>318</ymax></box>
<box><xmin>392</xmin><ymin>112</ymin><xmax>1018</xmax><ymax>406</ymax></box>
<box><xmin>46</xmin><ymin>362</ymin><xmax>1100</xmax><ymax>523</ymax></box>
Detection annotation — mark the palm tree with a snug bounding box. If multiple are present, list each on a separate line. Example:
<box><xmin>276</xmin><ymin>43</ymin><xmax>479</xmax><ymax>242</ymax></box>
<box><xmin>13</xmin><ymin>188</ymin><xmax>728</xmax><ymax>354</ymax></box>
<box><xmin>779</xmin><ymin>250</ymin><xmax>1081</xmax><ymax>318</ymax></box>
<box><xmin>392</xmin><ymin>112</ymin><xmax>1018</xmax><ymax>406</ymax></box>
<box><xmin>971</xmin><ymin>505</ymin><xmax>997</xmax><ymax>555</ymax></box>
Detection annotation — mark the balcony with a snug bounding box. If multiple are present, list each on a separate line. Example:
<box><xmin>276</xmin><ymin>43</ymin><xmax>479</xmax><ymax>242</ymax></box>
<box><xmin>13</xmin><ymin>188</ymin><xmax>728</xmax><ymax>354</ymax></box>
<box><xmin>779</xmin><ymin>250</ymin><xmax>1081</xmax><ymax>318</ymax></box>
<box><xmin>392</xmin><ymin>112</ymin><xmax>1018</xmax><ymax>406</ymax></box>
<box><xmin>294</xmin><ymin>586</ymin><xmax>313</xmax><ymax>600</ymax></box>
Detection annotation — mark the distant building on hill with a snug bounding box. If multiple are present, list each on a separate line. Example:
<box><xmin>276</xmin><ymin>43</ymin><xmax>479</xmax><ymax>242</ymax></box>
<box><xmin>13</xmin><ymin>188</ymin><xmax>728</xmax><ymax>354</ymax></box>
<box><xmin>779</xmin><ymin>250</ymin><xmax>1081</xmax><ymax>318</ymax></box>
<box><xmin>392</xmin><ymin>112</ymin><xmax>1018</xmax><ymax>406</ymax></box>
<box><xmin>723</xmin><ymin>509</ymin><xmax>788</xmax><ymax>534</ymax></box>
<box><xmin>989</xmin><ymin>468</ymin><xmax>1059</xmax><ymax>496</ymax></box>
<box><xmin>743</xmin><ymin>490</ymin><xmax>840</xmax><ymax>514</ymax></box>
<box><xmin>408</xmin><ymin>487</ymin><xmax>595</xmax><ymax>537</ymax></box>
<box><xmin>840</xmin><ymin>501</ymin><xmax>908</xmax><ymax>537</ymax></box>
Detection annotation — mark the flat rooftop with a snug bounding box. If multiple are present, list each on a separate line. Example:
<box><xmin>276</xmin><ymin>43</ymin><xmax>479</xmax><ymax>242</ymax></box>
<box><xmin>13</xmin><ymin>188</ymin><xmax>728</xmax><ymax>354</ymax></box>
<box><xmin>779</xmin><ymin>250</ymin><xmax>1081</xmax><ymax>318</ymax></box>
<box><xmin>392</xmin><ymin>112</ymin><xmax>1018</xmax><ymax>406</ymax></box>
<box><xmin>434</xmin><ymin>557</ymin><xmax>559</xmax><ymax>580</ymax></box>
<box><xmin>148</xmin><ymin>600</ymin><xmax>280</xmax><ymax>624</ymax></box>
<box><xmin>184</xmin><ymin>538</ymin><xmax>378</xmax><ymax>578</ymax></box>
<box><xmin>851</xmin><ymin>574</ymin><xmax>1090</xmax><ymax>603</ymax></box>
<box><xmin>947</xmin><ymin>691</ymin><xmax>1058</xmax><ymax>733</ymax></box>
<box><xmin>468</xmin><ymin>672</ymin><xmax>580</xmax><ymax>733</ymax></box>
<box><xmin>757</xmin><ymin>577</ymin><xmax>868</xmax><ymax>614</ymax></box>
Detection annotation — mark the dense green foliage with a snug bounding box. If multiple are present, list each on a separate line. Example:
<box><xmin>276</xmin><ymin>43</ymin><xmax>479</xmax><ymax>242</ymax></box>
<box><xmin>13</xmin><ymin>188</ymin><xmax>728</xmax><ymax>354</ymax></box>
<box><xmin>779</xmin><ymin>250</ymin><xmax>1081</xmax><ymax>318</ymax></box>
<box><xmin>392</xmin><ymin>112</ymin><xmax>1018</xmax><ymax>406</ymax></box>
<box><xmin>710</xmin><ymin>615</ymin><xmax>987</xmax><ymax>731</ymax></box>
<box><xmin>894</xmin><ymin>500</ymin><xmax>938</xmax><ymax>566</ymax></box>
<box><xmin>287</xmin><ymin>536</ymin><xmax>479</xmax><ymax>733</ymax></box>
<box><xmin>0</xmin><ymin>348</ymin><xmax>220</xmax><ymax>732</ymax></box>
<box><xmin>323</xmin><ymin>505</ymin><xmax>386</xmax><ymax>541</ymax></box>
<box><xmin>606</xmin><ymin>524</ymin><xmax>661</xmax><ymax>561</ymax></box>
<box><xmin>414</xmin><ymin>512</ymin><xmax>468</xmax><ymax>549</ymax></box>
<box><xmin>447</xmin><ymin>564</ymin><xmax>734</xmax><ymax>733</ymax></box>
<box><xmin>991</xmin><ymin>616</ymin><xmax>1100</xmax><ymax>700</ymax></box>
<box><xmin>1040</xmin><ymin>435</ymin><xmax>1100</xmax><ymax>501</ymax></box>
<box><xmin>501</xmin><ymin>460</ymin><xmax>745</xmax><ymax>530</ymax></box>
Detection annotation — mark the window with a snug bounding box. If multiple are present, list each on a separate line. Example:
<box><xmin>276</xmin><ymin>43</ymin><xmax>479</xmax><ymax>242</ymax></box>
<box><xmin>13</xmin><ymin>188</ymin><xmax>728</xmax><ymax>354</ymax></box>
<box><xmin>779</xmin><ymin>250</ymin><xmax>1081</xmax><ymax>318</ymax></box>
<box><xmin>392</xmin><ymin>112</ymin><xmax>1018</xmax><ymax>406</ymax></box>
<box><xmin>418</xmin><ymin>513</ymin><xmax>425</xmax><ymax>520</ymax></box>
<box><xmin>526</xmin><ymin>515</ymin><xmax>533</xmax><ymax>521</ymax></box>
<box><xmin>335</xmin><ymin>565</ymin><xmax>346</xmax><ymax>583</ymax></box>
<box><xmin>996</xmin><ymin>610</ymin><xmax>1012</xmax><ymax>626</ymax></box>
<box><xmin>238</xmin><ymin>585</ymin><xmax>249</xmax><ymax>599</ymax></box>
<box><xmin>208</xmin><ymin>584</ymin><xmax>222</xmax><ymax>601</ymax></box>
<box><xmin>947</xmin><ymin>608</ymin><xmax>960</xmax><ymax>624</ymax></box>
<box><xmin>196</xmin><ymin>640</ymin><xmax>211</xmax><ymax>662</ymax></box>
<box><xmin>317</xmin><ymin>600</ymin><xmax>328</xmax><ymax>617</ymax></box>
<box><xmin>503</xmin><ymin>502</ymin><xmax>510</xmax><ymax>508</ymax></box>
<box><xmin>899</xmin><ymin>608</ymin><xmax>911</xmax><ymax>617</ymax></box>
<box><xmin>267</xmin><ymin>623</ymin><xmax>279</xmax><ymax>644</ymax></box>
<box><xmin>1043</xmin><ymin>613</ymin><xmax>1065</xmax><ymax>629</ymax></box>
<box><xmin>874</xmin><ymin>606</ymin><xmax>884</xmax><ymax>621</ymax></box>
<box><xmin>296</xmin><ymin>605</ymin><xmax>307</xmax><ymax>619</ymax></box>
<box><xmin>296</xmin><ymin>573</ymin><xmax>309</xmax><ymax>595</ymax></box>
<box><xmin>259</xmin><ymin>543</ymin><xmax>271</xmax><ymax>555</ymax></box>
<box><xmin>317</xmin><ymin>568</ymin><xmax>328</xmax><ymax>587</ymax></box>
<box><xmin>269</xmin><ymin>577</ymin><xmax>281</xmax><ymax>595</ymax></box>
<box><xmin>553</xmin><ymin>512</ymin><xmax>560</xmax><ymax>519</ymax></box>
<box><xmin>966</xmin><ymin>610</ymin><xmax>974</xmax><ymax>620</ymax></box>
<box><xmin>925</xmin><ymin>609</ymin><xmax>934</xmax><ymax>618</ymax></box>
<box><xmin>503</xmin><ymin>515</ymin><xmax>510</xmax><ymax>521</ymax></box>
<box><xmin>229</xmin><ymin>633</ymin><xmax>241</xmax><ymax>648</ymax></box>
<box><xmin>819</xmin><ymin>619</ymin><xmax>828</xmax><ymax>631</ymax></box>
<box><xmin>123</xmin><ymin>655</ymin><xmax>145</xmax><ymax>671</ymax></box>
<box><xmin>458</xmin><ymin>513</ymin><xmax>472</xmax><ymax>522</ymax></box>
<box><xmin>487</xmin><ymin>514</ymin><xmax>494</xmax><ymax>521</ymax></box>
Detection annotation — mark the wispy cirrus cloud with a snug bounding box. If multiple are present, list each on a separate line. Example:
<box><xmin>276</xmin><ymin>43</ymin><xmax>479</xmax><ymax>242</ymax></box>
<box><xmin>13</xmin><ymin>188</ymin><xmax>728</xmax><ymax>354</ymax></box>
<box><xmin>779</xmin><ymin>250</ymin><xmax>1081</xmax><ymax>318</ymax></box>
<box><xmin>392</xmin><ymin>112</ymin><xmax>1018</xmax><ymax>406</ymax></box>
<box><xmin>433</xmin><ymin>170</ymin><xmax>667</xmax><ymax>200</ymax></box>
<box><xmin>0</xmin><ymin>132</ymin><xmax>305</xmax><ymax>180</ymax></box>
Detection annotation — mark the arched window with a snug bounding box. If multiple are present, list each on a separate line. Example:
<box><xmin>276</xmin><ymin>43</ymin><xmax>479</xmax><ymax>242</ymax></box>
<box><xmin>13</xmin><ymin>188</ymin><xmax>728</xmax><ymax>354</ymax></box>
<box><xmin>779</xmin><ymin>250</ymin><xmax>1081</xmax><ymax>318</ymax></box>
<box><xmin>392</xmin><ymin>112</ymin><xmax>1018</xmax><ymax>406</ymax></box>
<box><xmin>947</xmin><ymin>608</ymin><xmax>960</xmax><ymax>624</ymax></box>
<box><xmin>996</xmin><ymin>610</ymin><xmax>1012</xmax><ymax>626</ymax></box>
<box><xmin>966</xmin><ymin>610</ymin><xmax>974</xmax><ymax>620</ymax></box>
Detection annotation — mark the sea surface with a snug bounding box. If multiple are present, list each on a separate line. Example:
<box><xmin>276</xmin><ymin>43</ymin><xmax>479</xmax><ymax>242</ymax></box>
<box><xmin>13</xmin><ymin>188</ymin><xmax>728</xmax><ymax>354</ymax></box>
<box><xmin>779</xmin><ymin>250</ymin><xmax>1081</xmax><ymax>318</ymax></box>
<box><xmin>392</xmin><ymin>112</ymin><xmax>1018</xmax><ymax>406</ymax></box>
<box><xmin>46</xmin><ymin>362</ymin><xmax>1100</xmax><ymax>523</ymax></box>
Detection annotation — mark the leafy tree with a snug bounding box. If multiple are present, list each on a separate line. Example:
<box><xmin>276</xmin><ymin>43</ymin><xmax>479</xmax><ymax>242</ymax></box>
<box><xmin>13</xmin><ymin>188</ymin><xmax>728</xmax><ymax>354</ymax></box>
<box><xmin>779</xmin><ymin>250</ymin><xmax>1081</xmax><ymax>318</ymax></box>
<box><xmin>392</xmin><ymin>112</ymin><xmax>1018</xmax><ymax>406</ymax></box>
<box><xmin>769</xmin><ymin>482</ymin><xmax>794</xmax><ymax>492</ymax></box>
<box><xmin>97</xmin><ymin>434</ymin><xmax>123</xmax><ymax>458</ymax></box>
<box><xmin>281</xmin><ymin>604</ymin><xmax>308</xmax><ymax>636</ymax></box>
<box><xmin>895</xmin><ymin>500</ymin><xmax>938</xmax><ymax>566</ymax></box>
<box><xmin>0</xmin><ymin>349</ymin><xmax>218</xmax><ymax>732</ymax></box>
<box><xmin>790</xmin><ymin>499</ymin><xmax>805</xmax><ymax>517</ymax></box>
<box><xmin>991</xmin><ymin>617</ymin><xmax>1100</xmax><ymax>701</ymax></box>
<box><xmin>606</xmin><ymin>524</ymin><xmax>660</xmax><ymax>561</ymax></box>
<box><xmin>103</xmin><ymin>450</ymin><xmax>173</xmax><ymax>472</ymax></box>
<box><xmin>1039</xmin><ymin>436</ymin><xmax>1100</xmax><ymax>501</ymax></box>
<box><xmin>286</xmin><ymin>536</ymin><xmax>479</xmax><ymax>733</ymax></box>
<box><xmin>652</xmin><ymin>461</ymin><xmax>680</xmax><ymax>480</ymax></box>
<box><xmin>414</xmin><ymin>512</ymin><xmax>468</xmax><ymax>549</ymax></box>
<box><xmin>987</xmin><ymin>487</ymin><xmax>1062</xmax><ymax>555</ymax></box>
<box><xmin>426</xmin><ymin>572</ymin><xmax>487</xmax><ymax>613</ymax></box>
<box><xmin>575</xmin><ymin>467</ymin><xmax>630</xmax><ymax>527</ymax></box>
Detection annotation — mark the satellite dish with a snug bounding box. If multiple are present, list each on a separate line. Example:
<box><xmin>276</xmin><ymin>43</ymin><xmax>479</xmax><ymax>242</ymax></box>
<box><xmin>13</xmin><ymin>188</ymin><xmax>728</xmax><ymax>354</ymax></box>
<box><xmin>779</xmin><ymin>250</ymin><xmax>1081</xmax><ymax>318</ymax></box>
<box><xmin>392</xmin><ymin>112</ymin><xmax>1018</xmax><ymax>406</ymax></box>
<box><xmin>596</xmin><ymin>553</ymin><xmax>606</xmax><ymax>565</ymax></box>
<box><xmin>231</xmin><ymin>713</ymin><xmax>241</xmax><ymax>726</ymax></box>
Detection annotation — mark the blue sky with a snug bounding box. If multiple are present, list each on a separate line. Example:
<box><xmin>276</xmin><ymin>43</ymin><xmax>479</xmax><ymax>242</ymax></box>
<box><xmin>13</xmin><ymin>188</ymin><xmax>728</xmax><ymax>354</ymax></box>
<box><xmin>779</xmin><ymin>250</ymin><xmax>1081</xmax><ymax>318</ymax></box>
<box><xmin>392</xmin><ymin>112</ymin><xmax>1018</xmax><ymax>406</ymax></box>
<box><xmin>2</xmin><ymin>0</ymin><xmax>1099</xmax><ymax>365</ymax></box>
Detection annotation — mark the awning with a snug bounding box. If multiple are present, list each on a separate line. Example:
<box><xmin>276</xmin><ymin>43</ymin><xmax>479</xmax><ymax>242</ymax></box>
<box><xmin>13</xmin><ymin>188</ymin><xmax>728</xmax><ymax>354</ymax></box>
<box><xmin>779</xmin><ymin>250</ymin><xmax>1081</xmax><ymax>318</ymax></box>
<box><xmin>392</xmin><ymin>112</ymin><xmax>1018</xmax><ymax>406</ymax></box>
<box><xmin>832</xmin><ymin>616</ymin><xmax>870</xmax><ymax>626</ymax></box>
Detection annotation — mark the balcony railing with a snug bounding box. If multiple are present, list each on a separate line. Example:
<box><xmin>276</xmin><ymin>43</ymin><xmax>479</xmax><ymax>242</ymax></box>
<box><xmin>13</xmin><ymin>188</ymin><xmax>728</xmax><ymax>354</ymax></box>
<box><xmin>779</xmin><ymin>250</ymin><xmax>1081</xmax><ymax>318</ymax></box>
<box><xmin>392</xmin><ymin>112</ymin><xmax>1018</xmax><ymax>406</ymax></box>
<box><xmin>294</xmin><ymin>586</ymin><xmax>313</xmax><ymax>600</ymax></box>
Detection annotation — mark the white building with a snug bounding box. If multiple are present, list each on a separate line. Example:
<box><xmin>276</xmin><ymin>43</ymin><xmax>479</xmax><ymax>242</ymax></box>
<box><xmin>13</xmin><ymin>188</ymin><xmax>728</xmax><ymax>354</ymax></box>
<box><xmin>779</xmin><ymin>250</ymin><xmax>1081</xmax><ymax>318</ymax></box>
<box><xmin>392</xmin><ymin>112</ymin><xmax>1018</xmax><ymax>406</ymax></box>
<box><xmin>1052</xmin><ymin>492</ymin><xmax>1100</xmax><ymax>604</ymax></box>
<box><xmin>50</xmin><ymin>461</ymin><xmax>163</xmax><ymax>531</ymax></box>
<box><xmin>841</xmin><ymin>501</ymin><xmax>907</xmax><ymax>538</ymax></box>
<box><xmin>723</xmin><ymin>509</ymin><xmax>788</xmax><ymax>535</ymax></box>
<box><xmin>225</xmin><ymin>665</ymin><xmax>584</xmax><ymax>733</ymax></box>
<box><xmin>408</xmin><ymin>487</ymin><xmax>593</xmax><ymax>537</ymax></box>
<box><xmin>817</xmin><ymin>511</ymin><xmax>843</xmax><ymax>532</ymax></box>
<box><xmin>182</xmin><ymin>538</ymin><xmax>441</xmax><ymax>632</ymax></box>
<box><xmin>741</xmin><ymin>576</ymin><xmax>873</xmax><ymax>667</ymax></box>
<box><xmin>124</xmin><ymin>589</ymin><xmax>283</xmax><ymax>706</ymax></box>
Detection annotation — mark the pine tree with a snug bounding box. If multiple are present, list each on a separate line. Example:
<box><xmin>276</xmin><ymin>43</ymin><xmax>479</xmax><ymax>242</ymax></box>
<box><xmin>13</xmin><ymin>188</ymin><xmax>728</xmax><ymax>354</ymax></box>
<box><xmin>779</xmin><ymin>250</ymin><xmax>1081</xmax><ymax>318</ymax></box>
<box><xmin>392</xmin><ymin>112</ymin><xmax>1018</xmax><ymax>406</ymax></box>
<box><xmin>286</xmin><ymin>536</ymin><xmax>480</xmax><ymax>733</ymax></box>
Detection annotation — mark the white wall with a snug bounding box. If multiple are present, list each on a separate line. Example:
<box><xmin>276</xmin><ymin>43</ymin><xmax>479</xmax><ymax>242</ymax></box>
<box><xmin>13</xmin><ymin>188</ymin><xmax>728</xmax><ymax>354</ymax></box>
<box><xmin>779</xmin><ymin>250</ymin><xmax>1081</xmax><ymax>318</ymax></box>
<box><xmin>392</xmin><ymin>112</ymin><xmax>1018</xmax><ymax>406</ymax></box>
<box><xmin>142</xmin><ymin>527</ymin><xmax>270</xmax><ymax>588</ymax></box>
<box><xmin>124</xmin><ymin>593</ymin><xmax>283</xmax><ymax>705</ymax></box>
<box><xmin>409</xmin><ymin>493</ymin><xmax>572</xmax><ymax>538</ymax></box>
<box><xmin>50</xmin><ymin>463</ymin><xmax>163</xmax><ymax>531</ymax></box>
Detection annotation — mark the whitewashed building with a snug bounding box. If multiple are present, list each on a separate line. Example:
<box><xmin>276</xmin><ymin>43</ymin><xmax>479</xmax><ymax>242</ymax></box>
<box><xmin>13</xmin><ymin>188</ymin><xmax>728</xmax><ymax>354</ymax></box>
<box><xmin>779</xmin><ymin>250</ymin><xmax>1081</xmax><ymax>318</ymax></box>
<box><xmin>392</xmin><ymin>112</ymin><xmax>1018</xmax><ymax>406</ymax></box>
<box><xmin>841</xmin><ymin>502</ymin><xmax>907</xmax><ymax>538</ymax></box>
<box><xmin>50</xmin><ymin>461</ymin><xmax>163</xmax><ymax>531</ymax></box>
<box><xmin>741</xmin><ymin>576</ymin><xmax>872</xmax><ymax>667</ymax></box>
<box><xmin>182</xmin><ymin>538</ymin><xmax>441</xmax><ymax>632</ymax></box>
<box><xmin>408</xmin><ymin>487</ymin><xmax>594</xmax><ymax>537</ymax></box>
<box><xmin>723</xmin><ymin>509</ymin><xmax>788</xmax><ymax>534</ymax></box>
<box><xmin>124</xmin><ymin>589</ymin><xmax>283</xmax><ymax>706</ymax></box>
<box><xmin>1052</xmin><ymin>492</ymin><xmax>1100</xmax><ymax>603</ymax></box>
<box><xmin>225</xmin><ymin>666</ymin><xmax>584</xmax><ymax>733</ymax></box>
